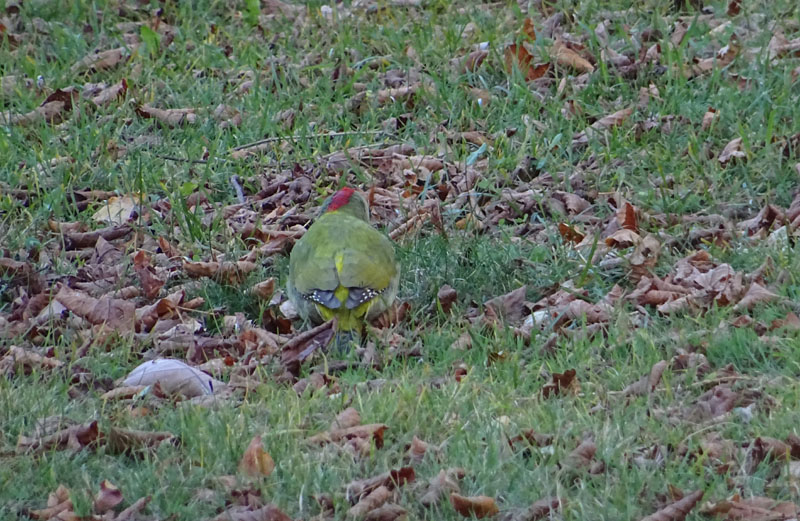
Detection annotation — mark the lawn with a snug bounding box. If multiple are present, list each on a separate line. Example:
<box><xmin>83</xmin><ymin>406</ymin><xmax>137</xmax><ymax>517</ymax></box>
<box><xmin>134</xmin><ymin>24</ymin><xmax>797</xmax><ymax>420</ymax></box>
<box><xmin>1</xmin><ymin>0</ymin><xmax>800</xmax><ymax>520</ymax></box>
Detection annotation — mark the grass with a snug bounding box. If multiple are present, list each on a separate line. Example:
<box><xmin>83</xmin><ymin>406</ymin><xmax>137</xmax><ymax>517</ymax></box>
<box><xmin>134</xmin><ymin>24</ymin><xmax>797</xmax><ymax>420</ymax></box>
<box><xmin>2</xmin><ymin>0</ymin><xmax>800</xmax><ymax>519</ymax></box>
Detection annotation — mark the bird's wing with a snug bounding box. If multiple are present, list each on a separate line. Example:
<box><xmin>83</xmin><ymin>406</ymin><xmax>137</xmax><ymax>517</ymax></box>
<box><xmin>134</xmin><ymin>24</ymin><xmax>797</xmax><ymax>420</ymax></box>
<box><xmin>289</xmin><ymin>214</ymin><xmax>396</xmax><ymax>310</ymax></box>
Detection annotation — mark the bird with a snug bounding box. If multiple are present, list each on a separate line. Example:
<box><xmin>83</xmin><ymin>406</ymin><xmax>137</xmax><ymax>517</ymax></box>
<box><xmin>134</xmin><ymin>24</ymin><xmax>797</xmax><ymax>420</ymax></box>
<box><xmin>287</xmin><ymin>187</ymin><xmax>399</xmax><ymax>348</ymax></box>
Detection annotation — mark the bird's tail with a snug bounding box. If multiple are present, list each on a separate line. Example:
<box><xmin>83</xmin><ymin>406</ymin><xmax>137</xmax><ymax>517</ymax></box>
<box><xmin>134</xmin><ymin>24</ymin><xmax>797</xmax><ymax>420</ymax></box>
<box><xmin>329</xmin><ymin>328</ymin><xmax>362</xmax><ymax>354</ymax></box>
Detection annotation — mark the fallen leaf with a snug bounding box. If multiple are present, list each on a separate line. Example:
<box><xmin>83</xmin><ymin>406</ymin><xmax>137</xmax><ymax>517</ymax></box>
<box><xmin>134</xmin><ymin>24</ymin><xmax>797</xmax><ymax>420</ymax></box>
<box><xmin>558</xmin><ymin>222</ymin><xmax>586</xmax><ymax>243</ymax></box>
<box><xmin>562</xmin><ymin>438</ymin><xmax>597</xmax><ymax>473</ymax></box>
<box><xmin>450</xmin><ymin>493</ymin><xmax>499</xmax><ymax>518</ymax></box>
<box><xmin>90</xmin><ymin>78</ymin><xmax>128</xmax><ymax>106</ymax></box>
<box><xmin>623</xmin><ymin>360</ymin><xmax>668</xmax><ymax>397</ymax></box>
<box><xmin>406</xmin><ymin>435</ymin><xmax>431</xmax><ymax>463</ymax></box>
<box><xmin>639</xmin><ymin>489</ymin><xmax>703</xmax><ymax>521</ymax></box>
<box><xmin>71</xmin><ymin>46</ymin><xmax>133</xmax><ymax>74</ymax></box>
<box><xmin>701</xmin><ymin>495</ymin><xmax>798</xmax><ymax>520</ymax></box>
<box><xmin>308</xmin><ymin>424</ymin><xmax>388</xmax><ymax>450</ymax></box>
<box><xmin>702</xmin><ymin>108</ymin><xmax>717</xmax><ymax>130</ymax></box>
<box><xmin>437</xmin><ymin>284</ymin><xmax>458</xmax><ymax>313</ymax></box>
<box><xmin>136</xmin><ymin>104</ymin><xmax>198</xmax><ymax>126</ymax></box>
<box><xmin>92</xmin><ymin>194</ymin><xmax>142</xmax><ymax>225</ymax></box>
<box><xmin>348</xmin><ymin>485</ymin><xmax>391</xmax><ymax>518</ymax></box>
<box><xmin>93</xmin><ymin>480</ymin><xmax>123</xmax><ymax>514</ymax></box>
<box><xmin>553</xmin><ymin>38</ymin><xmax>595</xmax><ymax>73</ymax></box>
<box><xmin>365</xmin><ymin>504</ymin><xmax>407</xmax><ymax>521</ymax></box>
<box><xmin>686</xmin><ymin>385</ymin><xmax>738</xmax><ymax>421</ymax></box>
<box><xmin>719</xmin><ymin>137</ymin><xmax>745</xmax><ymax>165</ymax></box>
<box><xmin>484</xmin><ymin>285</ymin><xmax>528</xmax><ymax>324</ymax></box>
<box><xmin>346</xmin><ymin>467</ymin><xmax>415</xmax><ymax>503</ymax></box>
<box><xmin>183</xmin><ymin>259</ymin><xmax>258</xmax><ymax>284</ymax></box>
<box><xmin>55</xmin><ymin>285</ymin><xmax>136</xmax><ymax>332</ymax></box>
<box><xmin>541</xmin><ymin>369</ymin><xmax>577</xmax><ymax>398</ymax></box>
<box><xmin>1</xmin><ymin>345</ymin><xmax>63</xmax><ymax>375</ymax></box>
<box><xmin>498</xmin><ymin>496</ymin><xmax>565</xmax><ymax>521</ymax></box>
<box><xmin>132</xmin><ymin>250</ymin><xmax>165</xmax><ymax>299</ymax></box>
<box><xmin>332</xmin><ymin>407</ymin><xmax>362</xmax><ymax>430</ymax></box>
<box><xmin>17</xmin><ymin>420</ymin><xmax>100</xmax><ymax>454</ymax></box>
<box><xmin>209</xmin><ymin>504</ymin><xmax>293</xmax><ymax>521</ymax></box>
<box><xmin>280</xmin><ymin>320</ymin><xmax>336</xmax><ymax>375</ymax></box>
<box><xmin>239</xmin><ymin>435</ymin><xmax>275</xmax><ymax>477</ymax></box>
<box><xmin>251</xmin><ymin>278</ymin><xmax>276</xmax><ymax>300</ymax></box>
<box><xmin>504</xmin><ymin>43</ymin><xmax>550</xmax><ymax>81</ymax></box>
<box><xmin>419</xmin><ymin>468</ymin><xmax>465</xmax><ymax>507</ymax></box>
<box><xmin>106</xmin><ymin>427</ymin><xmax>175</xmax><ymax>454</ymax></box>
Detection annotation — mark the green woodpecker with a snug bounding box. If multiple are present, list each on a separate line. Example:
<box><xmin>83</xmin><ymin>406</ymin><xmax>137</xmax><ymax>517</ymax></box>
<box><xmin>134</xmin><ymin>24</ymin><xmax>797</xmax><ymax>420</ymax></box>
<box><xmin>287</xmin><ymin>187</ymin><xmax>399</xmax><ymax>342</ymax></box>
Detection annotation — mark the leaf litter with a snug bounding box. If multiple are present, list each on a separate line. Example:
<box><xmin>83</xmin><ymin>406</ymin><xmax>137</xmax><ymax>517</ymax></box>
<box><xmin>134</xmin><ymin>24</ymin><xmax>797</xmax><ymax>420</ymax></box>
<box><xmin>3</xmin><ymin>0</ymin><xmax>800</xmax><ymax>519</ymax></box>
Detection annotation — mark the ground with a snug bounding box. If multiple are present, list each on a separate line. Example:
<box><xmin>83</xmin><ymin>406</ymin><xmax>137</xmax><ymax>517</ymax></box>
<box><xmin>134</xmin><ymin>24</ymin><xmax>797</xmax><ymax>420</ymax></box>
<box><xmin>1</xmin><ymin>0</ymin><xmax>800</xmax><ymax>520</ymax></box>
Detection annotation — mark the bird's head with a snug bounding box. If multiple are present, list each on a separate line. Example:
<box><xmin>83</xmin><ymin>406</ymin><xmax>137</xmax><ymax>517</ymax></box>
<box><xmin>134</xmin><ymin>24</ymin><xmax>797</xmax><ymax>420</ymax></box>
<box><xmin>321</xmin><ymin>187</ymin><xmax>370</xmax><ymax>221</ymax></box>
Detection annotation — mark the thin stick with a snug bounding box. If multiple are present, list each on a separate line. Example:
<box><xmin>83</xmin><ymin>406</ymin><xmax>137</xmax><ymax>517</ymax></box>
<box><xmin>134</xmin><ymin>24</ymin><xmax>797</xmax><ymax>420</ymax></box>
<box><xmin>151</xmin><ymin>153</ymin><xmax>216</xmax><ymax>164</ymax></box>
<box><xmin>232</xmin><ymin>129</ymin><xmax>385</xmax><ymax>151</ymax></box>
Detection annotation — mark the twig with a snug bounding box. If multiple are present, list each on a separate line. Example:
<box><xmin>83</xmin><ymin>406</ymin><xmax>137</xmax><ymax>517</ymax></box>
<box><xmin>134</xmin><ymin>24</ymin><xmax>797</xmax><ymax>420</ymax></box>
<box><xmin>232</xmin><ymin>129</ymin><xmax>385</xmax><ymax>151</ymax></box>
<box><xmin>151</xmin><ymin>153</ymin><xmax>217</xmax><ymax>164</ymax></box>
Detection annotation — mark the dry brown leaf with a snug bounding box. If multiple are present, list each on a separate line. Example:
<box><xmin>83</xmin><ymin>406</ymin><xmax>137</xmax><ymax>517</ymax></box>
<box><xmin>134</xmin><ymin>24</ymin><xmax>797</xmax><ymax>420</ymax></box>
<box><xmin>701</xmin><ymin>495</ymin><xmax>798</xmax><ymax>520</ymax></box>
<box><xmin>93</xmin><ymin>480</ymin><xmax>123</xmax><ymax>514</ymax></box>
<box><xmin>250</xmin><ymin>278</ymin><xmax>276</xmax><ymax>301</ymax></box>
<box><xmin>693</xmin><ymin>42</ymin><xmax>739</xmax><ymax>75</ymax></box>
<box><xmin>348</xmin><ymin>485</ymin><xmax>391</xmax><ymax>518</ymax></box>
<box><xmin>406</xmin><ymin>435</ymin><xmax>431</xmax><ymax>463</ymax></box>
<box><xmin>639</xmin><ymin>489</ymin><xmax>703</xmax><ymax>521</ymax></box>
<box><xmin>508</xmin><ymin>429</ymin><xmax>554</xmax><ymax>452</ymax></box>
<box><xmin>623</xmin><ymin>360</ymin><xmax>668</xmax><ymax>397</ymax></box>
<box><xmin>209</xmin><ymin>504</ymin><xmax>293</xmax><ymax>521</ymax></box>
<box><xmin>558</xmin><ymin>222</ymin><xmax>586</xmax><ymax>243</ymax></box>
<box><xmin>308</xmin><ymin>423</ymin><xmax>389</xmax><ymax>453</ymax></box>
<box><xmin>463</xmin><ymin>50</ymin><xmax>488</xmax><ymax>72</ymax></box>
<box><xmin>183</xmin><ymin>259</ymin><xmax>258</xmax><ymax>284</ymax></box>
<box><xmin>562</xmin><ymin>439</ymin><xmax>597</xmax><ymax>473</ymax></box>
<box><xmin>62</xmin><ymin>224</ymin><xmax>132</xmax><ymax>249</ymax></box>
<box><xmin>30</xmin><ymin>485</ymin><xmax>72</xmax><ymax>519</ymax></box>
<box><xmin>71</xmin><ymin>46</ymin><xmax>132</xmax><ymax>74</ymax></box>
<box><xmin>605</xmin><ymin>228</ymin><xmax>641</xmax><ymax>248</ymax></box>
<box><xmin>450</xmin><ymin>493</ymin><xmax>499</xmax><ymax>518</ymax></box>
<box><xmin>133</xmin><ymin>250</ymin><xmax>165</xmax><ymax>299</ymax></box>
<box><xmin>437</xmin><ymin>284</ymin><xmax>458</xmax><ymax>314</ymax></box>
<box><xmin>573</xmin><ymin>107</ymin><xmax>634</xmax><ymax>146</ymax></box>
<box><xmin>686</xmin><ymin>385</ymin><xmax>738</xmax><ymax>422</ymax></box>
<box><xmin>484</xmin><ymin>285</ymin><xmax>528</xmax><ymax>324</ymax></box>
<box><xmin>55</xmin><ymin>285</ymin><xmax>135</xmax><ymax>332</ymax></box>
<box><xmin>239</xmin><ymin>435</ymin><xmax>275</xmax><ymax>477</ymax></box>
<box><xmin>136</xmin><ymin>104</ymin><xmax>198</xmax><ymax>127</ymax></box>
<box><xmin>498</xmin><ymin>496</ymin><xmax>565</xmax><ymax>521</ymax></box>
<box><xmin>553</xmin><ymin>39</ymin><xmax>595</xmax><ymax>73</ymax></box>
<box><xmin>106</xmin><ymin>427</ymin><xmax>174</xmax><ymax>454</ymax></box>
<box><xmin>90</xmin><ymin>79</ymin><xmax>128</xmax><ymax>106</ymax></box>
<box><xmin>733</xmin><ymin>282</ymin><xmax>782</xmax><ymax>311</ymax></box>
<box><xmin>332</xmin><ymin>407</ymin><xmax>362</xmax><ymax>430</ymax></box>
<box><xmin>503</xmin><ymin>44</ymin><xmax>550</xmax><ymax>81</ymax></box>
<box><xmin>376</xmin><ymin>85</ymin><xmax>418</xmax><ymax>105</ymax></box>
<box><xmin>541</xmin><ymin>369</ymin><xmax>577</xmax><ymax>398</ymax></box>
<box><xmin>553</xmin><ymin>190</ymin><xmax>591</xmax><ymax>215</ymax></box>
<box><xmin>419</xmin><ymin>468</ymin><xmax>464</xmax><ymax>507</ymax></box>
<box><xmin>365</xmin><ymin>504</ymin><xmax>407</xmax><ymax>521</ymax></box>
<box><xmin>1</xmin><ymin>345</ymin><xmax>64</xmax><ymax>375</ymax></box>
<box><xmin>346</xmin><ymin>467</ymin><xmax>415</xmax><ymax>503</ymax></box>
<box><xmin>719</xmin><ymin>137</ymin><xmax>745</xmax><ymax>165</ymax></box>
<box><xmin>281</xmin><ymin>320</ymin><xmax>336</xmax><ymax>375</ymax></box>
<box><xmin>702</xmin><ymin>108</ymin><xmax>717</xmax><ymax>131</ymax></box>
<box><xmin>17</xmin><ymin>420</ymin><xmax>100</xmax><ymax>454</ymax></box>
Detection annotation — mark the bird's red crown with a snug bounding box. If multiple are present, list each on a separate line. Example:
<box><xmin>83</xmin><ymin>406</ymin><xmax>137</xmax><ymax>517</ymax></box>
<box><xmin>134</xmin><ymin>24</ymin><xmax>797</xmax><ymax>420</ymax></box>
<box><xmin>327</xmin><ymin>187</ymin><xmax>356</xmax><ymax>212</ymax></box>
